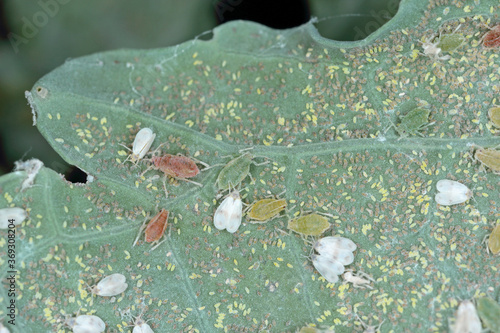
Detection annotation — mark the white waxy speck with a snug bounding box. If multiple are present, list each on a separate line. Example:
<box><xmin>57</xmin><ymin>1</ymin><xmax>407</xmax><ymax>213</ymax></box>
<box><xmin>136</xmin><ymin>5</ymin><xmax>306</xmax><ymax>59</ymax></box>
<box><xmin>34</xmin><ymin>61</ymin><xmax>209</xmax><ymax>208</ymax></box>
<box><xmin>435</xmin><ymin>179</ymin><xmax>472</xmax><ymax>206</ymax></box>
<box><xmin>68</xmin><ymin>315</ymin><xmax>105</xmax><ymax>333</ymax></box>
<box><xmin>0</xmin><ymin>207</ymin><xmax>27</xmax><ymax>229</ymax></box>
<box><xmin>126</xmin><ymin>128</ymin><xmax>156</xmax><ymax>163</ymax></box>
<box><xmin>133</xmin><ymin>321</ymin><xmax>153</xmax><ymax>333</ymax></box>
<box><xmin>91</xmin><ymin>273</ymin><xmax>128</xmax><ymax>296</ymax></box>
<box><xmin>214</xmin><ymin>190</ymin><xmax>242</xmax><ymax>233</ymax></box>
<box><xmin>451</xmin><ymin>300</ymin><xmax>481</xmax><ymax>333</ymax></box>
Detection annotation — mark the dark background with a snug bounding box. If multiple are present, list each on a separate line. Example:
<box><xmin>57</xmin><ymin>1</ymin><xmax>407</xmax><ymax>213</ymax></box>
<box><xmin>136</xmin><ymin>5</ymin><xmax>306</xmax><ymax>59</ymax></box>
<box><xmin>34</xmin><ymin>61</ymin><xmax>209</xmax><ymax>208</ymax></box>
<box><xmin>0</xmin><ymin>0</ymin><xmax>398</xmax><ymax>182</ymax></box>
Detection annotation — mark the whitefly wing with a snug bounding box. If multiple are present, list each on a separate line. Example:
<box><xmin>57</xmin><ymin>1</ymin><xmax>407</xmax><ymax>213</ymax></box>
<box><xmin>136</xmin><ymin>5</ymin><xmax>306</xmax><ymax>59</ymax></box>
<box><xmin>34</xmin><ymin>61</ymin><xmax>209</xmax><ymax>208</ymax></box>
<box><xmin>133</xmin><ymin>323</ymin><xmax>154</xmax><ymax>333</ymax></box>
<box><xmin>73</xmin><ymin>315</ymin><xmax>106</xmax><ymax>333</ymax></box>
<box><xmin>314</xmin><ymin>236</ymin><xmax>357</xmax><ymax>254</ymax></box>
<box><xmin>214</xmin><ymin>195</ymin><xmax>234</xmax><ymax>231</ymax></box>
<box><xmin>311</xmin><ymin>254</ymin><xmax>345</xmax><ymax>283</ymax></box>
<box><xmin>131</xmin><ymin>128</ymin><xmax>156</xmax><ymax>161</ymax></box>
<box><xmin>225</xmin><ymin>191</ymin><xmax>243</xmax><ymax>233</ymax></box>
<box><xmin>95</xmin><ymin>273</ymin><xmax>128</xmax><ymax>296</ymax></box>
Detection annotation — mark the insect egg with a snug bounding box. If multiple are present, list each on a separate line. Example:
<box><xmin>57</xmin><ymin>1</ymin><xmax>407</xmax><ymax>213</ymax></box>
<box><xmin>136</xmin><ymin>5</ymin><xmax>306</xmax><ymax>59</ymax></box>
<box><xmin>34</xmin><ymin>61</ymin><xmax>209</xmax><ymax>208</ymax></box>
<box><xmin>0</xmin><ymin>207</ymin><xmax>27</xmax><ymax>229</ymax></box>
<box><xmin>213</xmin><ymin>190</ymin><xmax>242</xmax><ymax>233</ymax></box>
<box><xmin>91</xmin><ymin>273</ymin><xmax>128</xmax><ymax>297</ymax></box>
<box><xmin>434</xmin><ymin>179</ymin><xmax>472</xmax><ymax>206</ymax></box>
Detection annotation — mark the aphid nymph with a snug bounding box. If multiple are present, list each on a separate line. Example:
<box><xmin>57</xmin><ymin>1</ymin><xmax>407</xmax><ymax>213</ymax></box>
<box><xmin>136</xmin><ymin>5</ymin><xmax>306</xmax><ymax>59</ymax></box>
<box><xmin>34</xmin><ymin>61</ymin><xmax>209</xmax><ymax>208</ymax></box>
<box><xmin>342</xmin><ymin>270</ymin><xmax>374</xmax><ymax>289</ymax></box>
<box><xmin>474</xmin><ymin>147</ymin><xmax>500</xmax><ymax>173</ymax></box>
<box><xmin>122</xmin><ymin>128</ymin><xmax>156</xmax><ymax>164</ymax></box>
<box><xmin>387</xmin><ymin>108</ymin><xmax>431</xmax><ymax>138</ymax></box>
<box><xmin>247</xmin><ymin>198</ymin><xmax>287</xmax><ymax>222</ymax></box>
<box><xmin>216</xmin><ymin>152</ymin><xmax>268</xmax><ymax>190</ymax></box>
<box><xmin>91</xmin><ymin>273</ymin><xmax>128</xmax><ymax>297</ymax></box>
<box><xmin>133</xmin><ymin>209</ymin><xmax>169</xmax><ymax>250</ymax></box>
<box><xmin>288</xmin><ymin>213</ymin><xmax>331</xmax><ymax>236</ymax></box>
<box><xmin>435</xmin><ymin>179</ymin><xmax>472</xmax><ymax>206</ymax></box>
<box><xmin>214</xmin><ymin>189</ymin><xmax>243</xmax><ymax>233</ymax></box>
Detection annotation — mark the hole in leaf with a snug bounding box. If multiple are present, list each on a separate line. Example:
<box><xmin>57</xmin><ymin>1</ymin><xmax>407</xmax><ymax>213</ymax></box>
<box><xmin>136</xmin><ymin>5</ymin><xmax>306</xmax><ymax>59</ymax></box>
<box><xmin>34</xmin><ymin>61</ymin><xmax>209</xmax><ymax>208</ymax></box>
<box><xmin>64</xmin><ymin>166</ymin><xmax>88</xmax><ymax>184</ymax></box>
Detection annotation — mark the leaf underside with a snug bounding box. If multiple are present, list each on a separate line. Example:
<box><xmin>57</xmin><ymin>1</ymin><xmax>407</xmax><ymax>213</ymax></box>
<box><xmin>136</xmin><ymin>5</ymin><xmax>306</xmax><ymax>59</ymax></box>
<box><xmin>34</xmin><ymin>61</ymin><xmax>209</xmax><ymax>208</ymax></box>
<box><xmin>2</xmin><ymin>0</ymin><xmax>500</xmax><ymax>332</ymax></box>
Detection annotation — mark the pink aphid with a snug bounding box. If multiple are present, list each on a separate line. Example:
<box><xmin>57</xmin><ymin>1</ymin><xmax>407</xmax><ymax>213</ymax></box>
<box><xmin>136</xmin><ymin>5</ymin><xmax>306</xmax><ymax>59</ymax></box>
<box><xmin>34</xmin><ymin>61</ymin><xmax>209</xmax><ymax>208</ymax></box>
<box><xmin>483</xmin><ymin>24</ymin><xmax>500</xmax><ymax>48</ymax></box>
<box><xmin>152</xmin><ymin>154</ymin><xmax>200</xmax><ymax>179</ymax></box>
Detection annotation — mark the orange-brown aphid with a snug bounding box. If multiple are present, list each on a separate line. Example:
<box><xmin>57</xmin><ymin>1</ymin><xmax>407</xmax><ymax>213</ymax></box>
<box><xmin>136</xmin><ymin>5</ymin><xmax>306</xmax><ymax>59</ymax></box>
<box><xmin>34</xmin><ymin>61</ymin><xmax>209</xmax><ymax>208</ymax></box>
<box><xmin>247</xmin><ymin>198</ymin><xmax>287</xmax><ymax>222</ymax></box>
<box><xmin>133</xmin><ymin>209</ymin><xmax>169</xmax><ymax>249</ymax></box>
<box><xmin>475</xmin><ymin>147</ymin><xmax>500</xmax><ymax>173</ymax></box>
<box><xmin>152</xmin><ymin>154</ymin><xmax>200</xmax><ymax>179</ymax></box>
<box><xmin>483</xmin><ymin>24</ymin><xmax>500</xmax><ymax>48</ymax></box>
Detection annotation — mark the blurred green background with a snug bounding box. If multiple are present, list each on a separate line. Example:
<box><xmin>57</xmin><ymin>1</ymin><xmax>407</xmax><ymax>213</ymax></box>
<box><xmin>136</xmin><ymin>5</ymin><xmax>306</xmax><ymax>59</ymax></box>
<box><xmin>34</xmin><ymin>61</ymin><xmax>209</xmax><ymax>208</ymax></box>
<box><xmin>0</xmin><ymin>0</ymin><xmax>398</xmax><ymax>180</ymax></box>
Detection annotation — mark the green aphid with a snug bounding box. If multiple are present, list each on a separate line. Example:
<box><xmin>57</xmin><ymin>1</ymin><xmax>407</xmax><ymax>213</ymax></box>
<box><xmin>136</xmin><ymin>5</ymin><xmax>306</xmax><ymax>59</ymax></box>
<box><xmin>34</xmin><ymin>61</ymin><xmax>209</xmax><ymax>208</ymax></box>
<box><xmin>476</xmin><ymin>297</ymin><xmax>500</xmax><ymax>332</ymax></box>
<box><xmin>216</xmin><ymin>153</ymin><xmax>254</xmax><ymax>190</ymax></box>
<box><xmin>437</xmin><ymin>33</ymin><xmax>465</xmax><ymax>52</ymax></box>
<box><xmin>393</xmin><ymin>108</ymin><xmax>431</xmax><ymax>137</ymax></box>
<box><xmin>287</xmin><ymin>213</ymin><xmax>331</xmax><ymax>236</ymax></box>
<box><xmin>489</xmin><ymin>107</ymin><xmax>500</xmax><ymax>128</ymax></box>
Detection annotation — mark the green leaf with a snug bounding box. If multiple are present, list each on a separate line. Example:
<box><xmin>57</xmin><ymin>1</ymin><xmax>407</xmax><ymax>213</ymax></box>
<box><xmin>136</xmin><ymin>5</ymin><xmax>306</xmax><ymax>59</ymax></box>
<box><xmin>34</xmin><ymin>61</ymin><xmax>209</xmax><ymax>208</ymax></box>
<box><xmin>2</xmin><ymin>0</ymin><xmax>500</xmax><ymax>332</ymax></box>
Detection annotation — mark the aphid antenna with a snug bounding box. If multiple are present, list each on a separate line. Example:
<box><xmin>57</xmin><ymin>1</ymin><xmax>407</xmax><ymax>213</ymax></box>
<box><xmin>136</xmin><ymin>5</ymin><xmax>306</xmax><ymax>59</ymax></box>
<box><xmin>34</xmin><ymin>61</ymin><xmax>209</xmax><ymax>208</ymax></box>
<box><xmin>133</xmin><ymin>212</ymin><xmax>151</xmax><ymax>247</ymax></box>
<box><xmin>355</xmin><ymin>313</ymin><xmax>385</xmax><ymax>333</ymax></box>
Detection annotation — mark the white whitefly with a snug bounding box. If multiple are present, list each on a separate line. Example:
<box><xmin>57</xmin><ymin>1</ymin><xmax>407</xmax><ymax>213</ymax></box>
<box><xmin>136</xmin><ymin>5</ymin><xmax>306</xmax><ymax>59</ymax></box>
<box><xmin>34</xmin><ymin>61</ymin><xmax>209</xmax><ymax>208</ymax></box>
<box><xmin>0</xmin><ymin>207</ymin><xmax>27</xmax><ymax>229</ymax></box>
<box><xmin>435</xmin><ymin>179</ymin><xmax>472</xmax><ymax>206</ymax></box>
<box><xmin>125</xmin><ymin>128</ymin><xmax>156</xmax><ymax>163</ymax></box>
<box><xmin>69</xmin><ymin>315</ymin><xmax>105</xmax><ymax>333</ymax></box>
<box><xmin>91</xmin><ymin>273</ymin><xmax>128</xmax><ymax>297</ymax></box>
<box><xmin>213</xmin><ymin>190</ymin><xmax>242</xmax><ymax>234</ymax></box>
<box><xmin>311</xmin><ymin>254</ymin><xmax>345</xmax><ymax>283</ymax></box>
<box><xmin>451</xmin><ymin>300</ymin><xmax>481</xmax><ymax>333</ymax></box>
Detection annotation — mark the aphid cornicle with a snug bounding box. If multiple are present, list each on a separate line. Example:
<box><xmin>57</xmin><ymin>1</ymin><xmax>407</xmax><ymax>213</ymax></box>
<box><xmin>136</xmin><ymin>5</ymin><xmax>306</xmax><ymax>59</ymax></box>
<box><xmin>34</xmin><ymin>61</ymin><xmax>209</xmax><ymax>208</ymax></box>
<box><xmin>0</xmin><ymin>207</ymin><xmax>27</xmax><ymax>229</ymax></box>
<box><xmin>434</xmin><ymin>179</ymin><xmax>472</xmax><ymax>206</ymax></box>
<box><xmin>287</xmin><ymin>213</ymin><xmax>331</xmax><ymax>236</ymax></box>
<box><xmin>247</xmin><ymin>198</ymin><xmax>287</xmax><ymax>222</ymax></box>
<box><xmin>214</xmin><ymin>190</ymin><xmax>242</xmax><ymax>233</ymax></box>
<box><xmin>67</xmin><ymin>314</ymin><xmax>106</xmax><ymax>333</ymax></box>
<box><xmin>123</xmin><ymin>128</ymin><xmax>156</xmax><ymax>164</ymax></box>
<box><xmin>451</xmin><ymin>300</ymin><xmax>481</xmax><ymax>333</ymax></box>
<box><xmin>91</xmin><ymin>273</ymin><xmax>128</xmax><ymax>297</ymax></box>
<box><xmin>476</xmin><ymin>297</ymin><xmax>500</xmax><ymax>331</ymax></box>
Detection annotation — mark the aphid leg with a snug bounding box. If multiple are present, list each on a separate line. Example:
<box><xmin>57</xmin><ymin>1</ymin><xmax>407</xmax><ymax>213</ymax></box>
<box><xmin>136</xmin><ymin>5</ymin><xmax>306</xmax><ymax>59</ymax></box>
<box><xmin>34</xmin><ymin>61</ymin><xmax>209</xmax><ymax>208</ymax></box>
<box><xmin>182</xmin><ymin>154</ymin><xmax>210</xmax><ymax>169</ymax></box>
<box><xmin>162</xmin><ymin>177</ymin><xmax>169</xmax><ymax>199</ymax></box>
<box><xmin>178</xmin><ymin>178</ymin><xmax>203</xmax><ymax>187</ymax></box>
<box><xmin>118</xmin><ymin>143</ymin><xmax>133</xmax><ymax>164</ymax></box>
<box><xmin>139</xmin><ymin>163</ymin><xmax>155</xmax><ymax>177</ymax></box>
<box><xmin>133</xmin><ymin>213</ymin><xmax>150</xmax><ymax>247</ymax></box>
<box><xmin>150</xmin><ymin>238</ymin><xmax>167</xmax><ymax>251</ymax></box>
